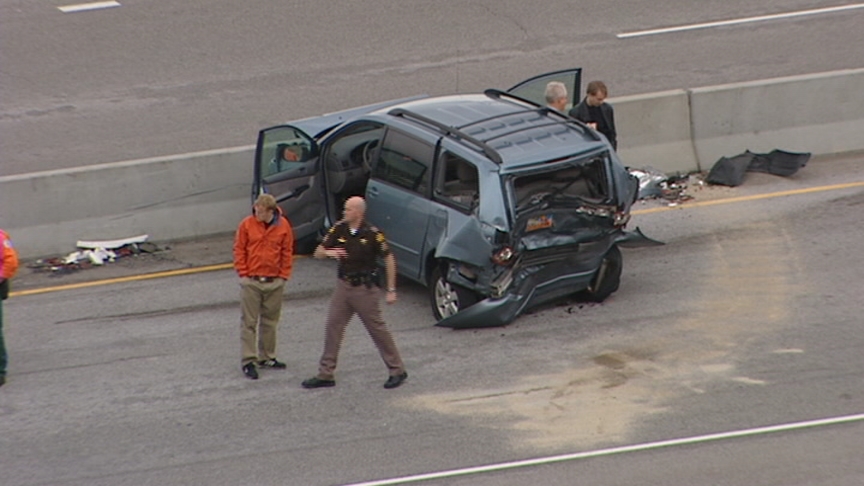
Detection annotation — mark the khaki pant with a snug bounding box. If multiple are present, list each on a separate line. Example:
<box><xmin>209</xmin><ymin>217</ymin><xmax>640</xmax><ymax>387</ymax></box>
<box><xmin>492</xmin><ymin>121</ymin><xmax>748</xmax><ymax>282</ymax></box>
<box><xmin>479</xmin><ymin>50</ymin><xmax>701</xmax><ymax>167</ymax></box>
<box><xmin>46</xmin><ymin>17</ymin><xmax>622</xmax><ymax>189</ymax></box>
<box><xmin>240</xmin><ymin>277</ymin><xmax>286</xmax><ymax>365</ymax></box>
<box><xmin>317</xmin><ymin>280</ymin><xmax>404</xmax><ymax>379</ymax></box>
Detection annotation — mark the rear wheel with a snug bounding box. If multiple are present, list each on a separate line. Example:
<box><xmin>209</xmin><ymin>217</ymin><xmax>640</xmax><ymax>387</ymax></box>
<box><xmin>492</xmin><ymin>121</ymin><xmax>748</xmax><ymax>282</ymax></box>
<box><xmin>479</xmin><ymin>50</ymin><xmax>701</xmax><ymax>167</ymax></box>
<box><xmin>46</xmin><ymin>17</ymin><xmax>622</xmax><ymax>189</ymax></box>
<box><xmin>429</xmin><ymin>265</ymin><xmax>478</xmax><ymax>321</ymax></box>
<box><xmin>584</xmin><ymin>245</ymin><xmax>622</xmax><ymax>302</ymax></box>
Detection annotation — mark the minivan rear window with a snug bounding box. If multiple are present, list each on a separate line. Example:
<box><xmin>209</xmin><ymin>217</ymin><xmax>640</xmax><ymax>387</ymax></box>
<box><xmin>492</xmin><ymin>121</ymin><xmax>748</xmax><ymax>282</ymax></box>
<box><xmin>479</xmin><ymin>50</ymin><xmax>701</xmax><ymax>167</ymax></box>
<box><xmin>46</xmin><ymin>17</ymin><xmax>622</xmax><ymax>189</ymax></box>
<box><xmin>513</xmin><ymin>156</ymin><xmax>609</xmax><ymax>212</ymax></box>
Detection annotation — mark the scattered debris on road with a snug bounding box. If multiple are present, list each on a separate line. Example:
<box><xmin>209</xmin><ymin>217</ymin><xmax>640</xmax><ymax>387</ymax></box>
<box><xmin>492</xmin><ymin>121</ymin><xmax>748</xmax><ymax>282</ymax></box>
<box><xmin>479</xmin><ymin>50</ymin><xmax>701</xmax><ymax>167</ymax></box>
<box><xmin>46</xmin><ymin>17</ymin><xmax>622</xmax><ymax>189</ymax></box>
<box><xmin>629</xmin><ymin>149</ymin><xmax>810</xmax><ymax>206</ymax></box>
<box><xmin>629</xmin><ymin>166</ymin><xmax>704</xmax><ymax>206</ymax></box>
<box><xmin>27</xmin><ymin>234</ymin><xmax>164</xmax><ymax>275</ymax></box>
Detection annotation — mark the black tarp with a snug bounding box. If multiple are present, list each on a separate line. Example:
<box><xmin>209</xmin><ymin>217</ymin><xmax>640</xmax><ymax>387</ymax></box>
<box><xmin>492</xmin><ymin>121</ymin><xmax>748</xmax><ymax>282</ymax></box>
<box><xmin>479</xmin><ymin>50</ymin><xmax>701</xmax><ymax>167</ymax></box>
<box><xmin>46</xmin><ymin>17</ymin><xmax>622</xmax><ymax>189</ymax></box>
<box><xmin>705</xmin><ymin>149</ymin><xmax>810</xmax><ymax>187</ymax></box>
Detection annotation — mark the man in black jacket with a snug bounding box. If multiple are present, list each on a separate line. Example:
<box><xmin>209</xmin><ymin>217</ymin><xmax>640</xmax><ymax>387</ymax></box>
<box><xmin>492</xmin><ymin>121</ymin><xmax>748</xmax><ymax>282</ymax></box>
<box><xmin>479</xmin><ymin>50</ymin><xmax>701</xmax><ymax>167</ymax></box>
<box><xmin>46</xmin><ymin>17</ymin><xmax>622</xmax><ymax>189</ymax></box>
<box><xmin>569</xmin><ymin>80</ymin><xmax>617</xmax><ymax>150</ymax></box>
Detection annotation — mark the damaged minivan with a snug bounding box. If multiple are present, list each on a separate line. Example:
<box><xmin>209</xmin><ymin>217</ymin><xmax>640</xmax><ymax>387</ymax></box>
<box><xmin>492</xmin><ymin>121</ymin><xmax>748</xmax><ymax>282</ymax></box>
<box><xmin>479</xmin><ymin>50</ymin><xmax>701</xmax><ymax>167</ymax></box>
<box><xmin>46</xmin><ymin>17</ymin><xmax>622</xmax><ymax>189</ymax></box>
<box><xmin>252</xmin><ymin>69</ymin><xmax>654</xmax><ymax>328</ymax></box>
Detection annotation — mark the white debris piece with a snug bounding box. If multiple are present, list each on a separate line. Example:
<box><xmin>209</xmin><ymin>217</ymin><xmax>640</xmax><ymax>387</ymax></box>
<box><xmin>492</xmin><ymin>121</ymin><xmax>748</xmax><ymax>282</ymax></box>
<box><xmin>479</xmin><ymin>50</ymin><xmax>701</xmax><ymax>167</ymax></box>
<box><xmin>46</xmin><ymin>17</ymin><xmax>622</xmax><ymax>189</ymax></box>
<box><xmin>76</xmin><ymin>234</ymin><xmax>149</xmax><ymax>250</ymax></box>
<box><xmin>63</xmin><ymin>248</ymin><xmax>118</xmax><ymax>265</ymax></box>
<box><xmin>63</xmin><ymin>251</ymin><xmax>87</xmax><ymax>265</ymax></box>
<box><xmin>87</xmin><ymin>248</ymin><xmax>117</xmax><ymax>265</ymax></box>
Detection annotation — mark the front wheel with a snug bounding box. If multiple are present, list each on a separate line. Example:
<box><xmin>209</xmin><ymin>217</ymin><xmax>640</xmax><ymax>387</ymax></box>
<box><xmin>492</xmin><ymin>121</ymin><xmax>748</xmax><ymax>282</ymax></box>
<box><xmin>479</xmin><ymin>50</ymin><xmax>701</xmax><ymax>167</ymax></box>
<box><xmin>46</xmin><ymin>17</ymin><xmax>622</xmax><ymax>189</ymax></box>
<box><xmin>429</xmin><ymin>266</ymin><xmax>478</xmax><ymax>321</ymax></box>
<box><xmin>584</xmin><ymin>245</ymin><xmax>622</xmax><ymax>302</ymax></box>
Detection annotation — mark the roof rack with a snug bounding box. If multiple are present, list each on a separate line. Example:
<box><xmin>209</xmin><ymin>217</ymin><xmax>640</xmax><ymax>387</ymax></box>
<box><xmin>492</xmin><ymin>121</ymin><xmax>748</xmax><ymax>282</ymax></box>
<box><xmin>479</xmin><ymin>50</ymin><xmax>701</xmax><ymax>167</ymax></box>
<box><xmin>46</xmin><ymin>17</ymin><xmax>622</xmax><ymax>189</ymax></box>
<box><xmin>483</xmin><ymin>88</ymin><xmax>600</xmax><ymax>143</ymax></box>
<box><xmin>388</xmin><ymin>108</ymin><xmax>503</xmax><ymax>164</ymax></box>
<box><xmin>484</xmin><ymin>88</ymin><xmax>577</xmax><ymax>122</ymax></box>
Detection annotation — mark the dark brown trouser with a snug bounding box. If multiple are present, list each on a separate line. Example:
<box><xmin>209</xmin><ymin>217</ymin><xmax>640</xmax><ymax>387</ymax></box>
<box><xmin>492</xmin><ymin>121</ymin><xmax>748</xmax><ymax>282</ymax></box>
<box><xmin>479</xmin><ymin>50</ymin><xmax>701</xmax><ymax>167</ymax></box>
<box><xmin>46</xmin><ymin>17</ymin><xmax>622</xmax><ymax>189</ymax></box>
<box><xmin>317</xmin><ymin>280</ymin><xmax>404</xmax><ymax>380</ymax></box>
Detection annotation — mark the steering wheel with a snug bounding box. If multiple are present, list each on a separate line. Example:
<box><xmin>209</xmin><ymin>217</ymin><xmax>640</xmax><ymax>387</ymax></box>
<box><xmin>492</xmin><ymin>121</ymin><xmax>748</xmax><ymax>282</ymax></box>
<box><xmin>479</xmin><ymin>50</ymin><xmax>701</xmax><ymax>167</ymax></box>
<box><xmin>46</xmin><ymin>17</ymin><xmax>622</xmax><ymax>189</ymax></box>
<box><xmin>362</xmin><ymin>140</ymin><xmax>378</xmax><ymax>173</ymax></box>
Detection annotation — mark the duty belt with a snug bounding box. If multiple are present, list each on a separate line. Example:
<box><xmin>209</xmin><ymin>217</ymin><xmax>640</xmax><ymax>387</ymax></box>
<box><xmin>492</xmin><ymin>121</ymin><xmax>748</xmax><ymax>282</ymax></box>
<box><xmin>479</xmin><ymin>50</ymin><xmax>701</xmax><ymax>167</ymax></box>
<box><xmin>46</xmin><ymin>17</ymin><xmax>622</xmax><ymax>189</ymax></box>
<box><xmin>340</xmin><ymin>271</ymin><xmax>378</xmax><ymax>288</ymax></box>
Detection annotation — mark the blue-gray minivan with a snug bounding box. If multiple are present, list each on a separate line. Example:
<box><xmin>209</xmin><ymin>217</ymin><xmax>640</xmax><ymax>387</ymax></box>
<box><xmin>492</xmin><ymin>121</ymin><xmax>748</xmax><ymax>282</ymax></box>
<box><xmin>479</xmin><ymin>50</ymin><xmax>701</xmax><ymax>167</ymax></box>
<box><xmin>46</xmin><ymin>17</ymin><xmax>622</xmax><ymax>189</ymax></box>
<box><xmin>252</xmin><ymin>69</ymin><xmax>654</xmax><ymax>328</ymax></box>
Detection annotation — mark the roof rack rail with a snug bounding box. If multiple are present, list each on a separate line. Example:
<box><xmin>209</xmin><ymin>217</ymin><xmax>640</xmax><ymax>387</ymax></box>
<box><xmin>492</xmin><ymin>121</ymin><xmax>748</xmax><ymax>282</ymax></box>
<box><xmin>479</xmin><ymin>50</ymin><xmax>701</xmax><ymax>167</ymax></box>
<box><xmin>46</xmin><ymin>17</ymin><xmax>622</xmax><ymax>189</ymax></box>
<box><xmin>388</xmin><ymin>108</ymin><xmax>503</xmax><ymax>164</ymax></box>
<box><xmin>484</xmin><ymin>89</ymin><xmax>572</xmax><ymax>120</ymax></box>
<box><xmin>484</xmin><ymin>88</ymin><xmax>600</xmax><ymax>142</ymax></box>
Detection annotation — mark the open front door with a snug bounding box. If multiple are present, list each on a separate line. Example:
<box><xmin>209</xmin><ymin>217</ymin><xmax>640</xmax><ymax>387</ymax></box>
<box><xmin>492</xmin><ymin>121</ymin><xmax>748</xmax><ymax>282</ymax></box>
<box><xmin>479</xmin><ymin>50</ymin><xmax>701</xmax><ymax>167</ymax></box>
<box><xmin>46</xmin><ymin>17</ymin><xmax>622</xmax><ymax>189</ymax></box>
<box><xmin>253</xmin><ymin>125</ymin><xmax>324</xmax><ymax>248</ymax></box>
<box><xmin>506</xmin><ymin>68</ymin><xmax>582</xmax><ymax>111</ymax></box>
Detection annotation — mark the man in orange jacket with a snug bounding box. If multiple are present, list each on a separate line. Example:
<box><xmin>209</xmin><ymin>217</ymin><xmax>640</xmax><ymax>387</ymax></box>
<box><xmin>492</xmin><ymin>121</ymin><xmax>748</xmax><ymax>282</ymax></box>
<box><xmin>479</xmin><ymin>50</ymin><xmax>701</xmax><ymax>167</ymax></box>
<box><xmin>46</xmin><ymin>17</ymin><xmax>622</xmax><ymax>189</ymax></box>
<box><xmin>233</xmin><ymin>194</ymin><xmax>295</xmax><ymax>380</ymax></box>
<box><xmin>1</xmin><ymin>228</ymin><xmax>20</xmax><ymax>387</ymax></box>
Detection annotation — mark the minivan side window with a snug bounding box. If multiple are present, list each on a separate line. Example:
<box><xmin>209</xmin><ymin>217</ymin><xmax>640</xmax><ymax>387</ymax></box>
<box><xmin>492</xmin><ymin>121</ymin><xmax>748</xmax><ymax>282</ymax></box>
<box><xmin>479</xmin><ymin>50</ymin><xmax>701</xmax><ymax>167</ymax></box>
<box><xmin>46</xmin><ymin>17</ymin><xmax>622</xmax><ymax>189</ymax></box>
<box><xmin>435</xmin><ymin>151</ymin><xmax>479</xmax><ymax>211</ymax></box>
<box><xmin>371</xmin><ymin>130</ymin><xmax>433</xmax><ymax>194</ymax></box>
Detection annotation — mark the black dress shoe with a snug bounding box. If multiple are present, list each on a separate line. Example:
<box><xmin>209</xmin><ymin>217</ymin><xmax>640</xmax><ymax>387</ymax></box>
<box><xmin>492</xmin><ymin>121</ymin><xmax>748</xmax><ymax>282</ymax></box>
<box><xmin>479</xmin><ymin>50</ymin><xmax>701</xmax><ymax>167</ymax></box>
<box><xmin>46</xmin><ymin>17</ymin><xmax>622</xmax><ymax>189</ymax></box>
<box><xmin>302</xmin><ymin>377</ymin><xmax>335</xmax><ymax>389</ymax></box>
<box><xmin>384</xmin><ymin>372</ymin><xmax>408</xmax><ymax>389</ymax></box>
<box><xmin>242</xmin><ymin>363</ymin><xmax>259</xmax><ymax>380</ymax></box>
<box><xmin>0</xmin><ymin>375</ymin><xmax>5</xmax><ymax>387</ymax></box>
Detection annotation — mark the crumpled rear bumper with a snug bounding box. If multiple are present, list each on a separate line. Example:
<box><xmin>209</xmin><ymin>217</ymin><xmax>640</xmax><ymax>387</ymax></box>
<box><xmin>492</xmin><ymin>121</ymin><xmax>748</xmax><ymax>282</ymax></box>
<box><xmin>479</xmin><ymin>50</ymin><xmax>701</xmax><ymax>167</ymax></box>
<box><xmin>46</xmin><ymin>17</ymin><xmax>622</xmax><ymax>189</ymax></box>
<box><xmin>436</xmin><ymin>263</ymin><xmax>595</xmax><ymax>329</ymax></box>
<box><xmin>436</xmin><ymin>227</ymin><xmax>662</xmax><ymax>329</ymax></box>
<box><xmin>434</xmin><ymin>293</ymin><xmax>523</xmax><ymax>329</ymax></box>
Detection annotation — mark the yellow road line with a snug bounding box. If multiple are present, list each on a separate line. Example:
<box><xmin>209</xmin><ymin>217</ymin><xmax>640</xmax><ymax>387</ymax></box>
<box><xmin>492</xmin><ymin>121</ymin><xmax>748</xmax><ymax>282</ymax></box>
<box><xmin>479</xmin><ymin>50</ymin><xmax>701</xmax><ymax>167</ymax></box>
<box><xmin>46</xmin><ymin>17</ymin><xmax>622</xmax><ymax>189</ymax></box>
<box><xmin>10</xmin><ymin>263</ymin><xmax>233</xmax><ymax>297</ymax></box>
<box><xmin>632</xmin><ymin>181</ymin><xmax>864</xmax><ymax>215</ymax></box>
<box><xmin>10</xmin><ymin>181</ymin><xmax>864</xmax><ymax>297</ymax></box>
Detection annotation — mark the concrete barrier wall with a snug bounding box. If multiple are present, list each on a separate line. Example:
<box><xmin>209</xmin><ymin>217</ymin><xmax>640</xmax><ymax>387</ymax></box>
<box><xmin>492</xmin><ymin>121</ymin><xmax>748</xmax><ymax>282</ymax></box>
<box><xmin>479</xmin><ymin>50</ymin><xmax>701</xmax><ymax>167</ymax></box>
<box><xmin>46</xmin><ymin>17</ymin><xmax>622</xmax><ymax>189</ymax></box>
<box><xmin>613</xmin><ymin>89</ymin><xmax>697</xmax><ymax>175</ymax></box>
<box><xmin>0</xmin><ymin>146</ymin><xmax>255</xmax><ymax>258</ymax></box>
<box><xmin>3</xmin><ymin>68</ymin><xmax>864</xmax><ymax>259</ymax></box>
<box><xmin>688</xmin><ymin>68</ymin><xmax>864</xmax><ymax>170</ymax></box>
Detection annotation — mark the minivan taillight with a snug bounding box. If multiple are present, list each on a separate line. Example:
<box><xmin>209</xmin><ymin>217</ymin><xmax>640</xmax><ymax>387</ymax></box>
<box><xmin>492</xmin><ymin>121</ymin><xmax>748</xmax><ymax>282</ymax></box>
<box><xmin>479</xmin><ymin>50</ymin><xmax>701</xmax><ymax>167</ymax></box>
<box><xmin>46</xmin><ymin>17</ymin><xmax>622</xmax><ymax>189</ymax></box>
<box><xmin>613</xmin><ymin>211</ymin><xmax>630</xmax><ymax>227</ymax></box>
<box><xmin>491</xmin><ymin>246</ymin><xmax>515</xmax><ymax>266</ymax></box>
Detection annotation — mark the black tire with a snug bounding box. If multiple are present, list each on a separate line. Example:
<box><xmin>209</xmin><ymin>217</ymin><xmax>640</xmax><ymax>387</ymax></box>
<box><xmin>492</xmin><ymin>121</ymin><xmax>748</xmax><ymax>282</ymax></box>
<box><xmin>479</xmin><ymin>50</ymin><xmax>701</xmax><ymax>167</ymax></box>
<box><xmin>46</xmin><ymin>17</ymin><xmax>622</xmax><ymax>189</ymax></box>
<box><xmin>429</xmin><ymin>265</ymin><xmax>478</xmax><ymax>321</ymax></box>
<box><xmin>584</xmin><ymin>245</ymin><xmax>622</xmax><ymax>303</ymax></box>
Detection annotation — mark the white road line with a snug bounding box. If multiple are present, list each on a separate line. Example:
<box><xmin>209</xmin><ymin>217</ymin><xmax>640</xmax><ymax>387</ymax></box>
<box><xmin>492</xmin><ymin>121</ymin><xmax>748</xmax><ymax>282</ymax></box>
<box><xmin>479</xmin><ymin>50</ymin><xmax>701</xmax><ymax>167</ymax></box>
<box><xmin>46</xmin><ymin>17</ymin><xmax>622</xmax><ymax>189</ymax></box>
<box><xmin>618</xmin><ymin>3</ymin><xmax>864</xmax><ymax>38</ymax></box>
<box><xmin>342</xmin><ymin>412</ymin><xmax>864</xmax><ymax>486</ymax></box>
<box><xmin>58</xmin><ymin>1</ymin><xmax>121</xmax><ymax>13</ymax></box>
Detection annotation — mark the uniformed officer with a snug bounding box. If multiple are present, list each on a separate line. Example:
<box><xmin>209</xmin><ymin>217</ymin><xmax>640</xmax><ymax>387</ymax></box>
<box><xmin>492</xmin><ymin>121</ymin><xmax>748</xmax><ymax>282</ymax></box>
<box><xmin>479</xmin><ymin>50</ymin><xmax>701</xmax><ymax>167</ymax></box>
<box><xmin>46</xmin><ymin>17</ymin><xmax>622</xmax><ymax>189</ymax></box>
<box><xmin>302</xmin><ymin>196</ymin><xmax>407</xmax><ymax>389</ymax></box>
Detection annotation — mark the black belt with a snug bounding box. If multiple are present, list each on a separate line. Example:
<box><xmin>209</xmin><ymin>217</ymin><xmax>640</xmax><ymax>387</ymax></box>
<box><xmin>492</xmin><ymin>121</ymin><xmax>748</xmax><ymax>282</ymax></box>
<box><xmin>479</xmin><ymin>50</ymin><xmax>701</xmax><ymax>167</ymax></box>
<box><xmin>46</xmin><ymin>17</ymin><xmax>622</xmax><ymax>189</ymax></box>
<box><xmin>341</xmin><ymin>272</ymin><xmax>377</xmax><ymax>288</ymax></box>
<box><xmin>250</xmin><ymin>276</ymin><xmax>277</xmax><ymax>283</ymax></box>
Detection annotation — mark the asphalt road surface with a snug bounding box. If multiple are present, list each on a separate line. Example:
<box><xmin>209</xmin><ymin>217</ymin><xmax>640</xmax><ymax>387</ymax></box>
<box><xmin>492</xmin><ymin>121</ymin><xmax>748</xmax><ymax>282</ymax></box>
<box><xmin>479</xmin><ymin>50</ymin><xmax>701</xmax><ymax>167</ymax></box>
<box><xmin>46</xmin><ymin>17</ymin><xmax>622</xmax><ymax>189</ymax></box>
<box><xmin>2</xmin><ymin>154</ymin><xmax>863</xmax><ymax>485</ymax></box>
<box><xmin>2</xmin><ymin>1</ymin><xmax>863</xmax><ymax>484</ymax></box>
<box><xmin>2</xmin><ymin>0</ymin><xmax>864</xmax><ymax>175</ymax></box>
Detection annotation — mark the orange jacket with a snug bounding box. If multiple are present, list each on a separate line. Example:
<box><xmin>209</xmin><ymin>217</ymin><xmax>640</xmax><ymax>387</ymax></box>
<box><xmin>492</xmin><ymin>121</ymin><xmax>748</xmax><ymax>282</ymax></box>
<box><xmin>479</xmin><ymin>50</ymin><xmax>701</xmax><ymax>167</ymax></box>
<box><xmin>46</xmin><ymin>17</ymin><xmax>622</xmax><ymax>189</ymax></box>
<box><xmin>233</xmin><ymin>211</ymin><xmax>294</xmax><ymax>279</ymax></box>
<box><xmin>1</xmin><ymin>229</ymin><xmax>19</xmax><ymax>280</ymax></box>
